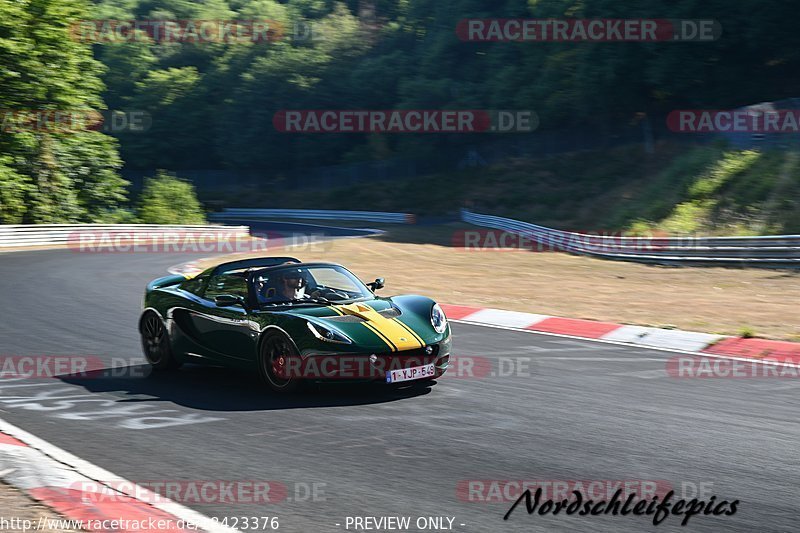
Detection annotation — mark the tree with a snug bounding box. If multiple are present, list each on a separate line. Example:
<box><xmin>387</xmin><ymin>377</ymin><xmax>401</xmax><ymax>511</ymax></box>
<box><xmin>0</xmin><ymin>0</ymin><xmax>128</xmax><ymax>223</ymax></box>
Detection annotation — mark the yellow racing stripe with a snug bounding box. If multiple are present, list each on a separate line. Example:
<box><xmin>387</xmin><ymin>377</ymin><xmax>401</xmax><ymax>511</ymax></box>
<box><xmin>335</xmin><ymin>303</ymin><xmax>424</xmax><ymax>351</ymax></box>
<box><xmin>361</xmin><ymin>321</ymin><xmax>398</xmax><ymax>352</ymax></box>
<box><xmin>392</xmin><ymin>318</ymin><xmax>425</xmax><ymax>345</ymax></box>
<box><xmin>329</xmin><ymin>303</ymin><xmax>396</xmax><ymax>351</ymax></box>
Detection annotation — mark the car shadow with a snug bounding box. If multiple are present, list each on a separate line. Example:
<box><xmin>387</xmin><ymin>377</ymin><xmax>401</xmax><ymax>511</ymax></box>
<box><xmin>57</xmin><ymin>363</ymin><xmax>434</xmax><ymax>411</ymax></box>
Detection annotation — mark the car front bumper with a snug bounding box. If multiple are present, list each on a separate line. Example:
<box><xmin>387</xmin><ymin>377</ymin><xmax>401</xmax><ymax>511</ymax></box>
<box><xmin>297</xmin><ymin>335</ymin><xmax>452</xmax><ymax>383</ymax></box>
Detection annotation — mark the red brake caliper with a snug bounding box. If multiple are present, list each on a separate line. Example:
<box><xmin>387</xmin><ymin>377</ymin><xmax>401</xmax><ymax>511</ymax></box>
<box><xmin>273</xmin><ymin>354</ymin><xmax>286</xmax><ymax>378</ymax></box>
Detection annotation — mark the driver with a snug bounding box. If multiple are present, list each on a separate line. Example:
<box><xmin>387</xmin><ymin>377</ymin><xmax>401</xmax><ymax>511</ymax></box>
<box><xmin>277</xmin><ymin>268</ymin><xmax>308</xmax><ymax>301</ymax></box>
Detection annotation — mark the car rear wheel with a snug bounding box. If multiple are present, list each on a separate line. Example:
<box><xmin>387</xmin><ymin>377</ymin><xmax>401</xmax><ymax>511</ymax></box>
<box><xmin>140</xmin><ymin>311</ymin><xmax>181</xmax><ymax>370</ymax></box>
<box><xmin>259</xmin><ymin>332</ymin><xmax>300</xmax><ymax>393</ymax></box>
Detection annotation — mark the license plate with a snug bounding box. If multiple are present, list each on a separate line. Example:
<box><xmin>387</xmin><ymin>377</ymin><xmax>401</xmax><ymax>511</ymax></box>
<box><xmin>386</xmin><ymin>363</ymin><xmax>435</xmax><ymax>383</ymax></box>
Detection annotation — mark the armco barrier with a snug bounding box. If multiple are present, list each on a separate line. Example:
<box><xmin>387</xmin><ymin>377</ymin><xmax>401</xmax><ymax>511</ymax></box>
<box><xmin>461</xmin><ymin>209</ymin><xmax>800</xmax><ymax>267</ymax></box>
<box><xmin>0</xmin><ymin>224</ymin><xmax>249</xmax><ymax>248</ymax></box>
<box><xmin>209</xmin><ymin>208</ymin><xmax>415</xmax><ymax>224</ymax></box>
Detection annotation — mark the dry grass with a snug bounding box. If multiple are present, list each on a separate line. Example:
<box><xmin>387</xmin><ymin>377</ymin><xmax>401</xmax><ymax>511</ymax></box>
<box><xmin>192</xmin><ymin>230</ymin><xmax>800</xmax><ymax>341</ymax></box>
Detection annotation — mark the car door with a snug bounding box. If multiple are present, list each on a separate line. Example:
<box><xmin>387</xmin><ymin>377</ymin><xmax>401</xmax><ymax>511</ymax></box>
<box><xmin>183</xmin><ymin>272</ymin><xmax>257</xmax><ymax>363</ymax></box>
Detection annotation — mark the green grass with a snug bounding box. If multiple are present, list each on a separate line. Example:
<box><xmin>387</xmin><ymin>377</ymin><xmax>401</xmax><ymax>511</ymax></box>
<box><xmin>738</xmin><ymin>326</ymin><xmax>757</xmax><ymax>339</ymax></box>
<box><xmin>209</xmin><ymin>141</ymin><xmax>800</xmax><ymax>236</ymax></box>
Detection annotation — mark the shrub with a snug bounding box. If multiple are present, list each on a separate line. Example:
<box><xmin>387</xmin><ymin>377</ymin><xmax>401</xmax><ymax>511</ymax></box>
<box><xmin>138</xmin><ymin>171</ymin><xmax>206</xmax><ymax>224</ymax></box>
<box><xmin>738</xmin><ymin>326</ymin><xmax>756</xmax><ymax>339</ymax></box>
<box><xmin>92</xmin><ymin>208</ymin><xmax>140</xmax><ymax>223</ymax></box>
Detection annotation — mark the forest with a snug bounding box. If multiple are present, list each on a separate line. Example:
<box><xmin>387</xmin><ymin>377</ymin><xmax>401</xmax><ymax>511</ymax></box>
<box><xmin>1</xmin><ymin>0</ymin><xmax>799</xmax><ymax>223</ymax></box>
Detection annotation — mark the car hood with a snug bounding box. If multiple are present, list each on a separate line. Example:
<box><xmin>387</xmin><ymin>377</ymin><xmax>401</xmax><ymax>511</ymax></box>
<box><xmin>288</xmin><ymin>297</ymin><xmax>443</xmax><ymax>350</ymax></box>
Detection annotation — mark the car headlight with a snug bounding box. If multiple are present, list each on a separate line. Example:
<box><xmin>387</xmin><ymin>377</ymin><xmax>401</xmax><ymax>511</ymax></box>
<box><xmin>431</xmin><ymin>303</ymin><xmax>447</xmax><ymax>334</ymax></box>
<box><xmin>307</xmin><ymin>322</ymin><xmax>352</xmax><ymax>344</ymax></box>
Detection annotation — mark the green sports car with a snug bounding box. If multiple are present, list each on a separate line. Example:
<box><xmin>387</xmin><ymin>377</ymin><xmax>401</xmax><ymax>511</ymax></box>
<box><xmin>139</xmin><ymin>257</ymin><xmax>452</xmax><ymax>391</ymax></box>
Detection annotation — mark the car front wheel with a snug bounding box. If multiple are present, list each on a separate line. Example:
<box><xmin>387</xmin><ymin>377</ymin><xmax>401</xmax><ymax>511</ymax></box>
<box><xmin>259</xmin><ymin>332</ymin><xmax>300</xmax><ymax>393</ymax></box>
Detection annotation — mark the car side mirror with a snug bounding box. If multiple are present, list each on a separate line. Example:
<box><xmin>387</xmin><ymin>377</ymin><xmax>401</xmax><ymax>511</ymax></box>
<box><xmin>214</xmin><ymin>294</ymin><xmax>244</xmax><ymax>307</ymax></box>
<box><xmin>367</xmin><ymin>277</ymin><xmax>385</xmax><ymax>291</ymax></box>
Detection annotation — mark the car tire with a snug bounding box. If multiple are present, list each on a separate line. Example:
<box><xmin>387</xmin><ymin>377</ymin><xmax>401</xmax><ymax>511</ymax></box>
<box><xmin>140</xmin><ymin>311</ymin><xmax>182</xmax><ymax>371</ymax></box>
<box><xmin>259</xmin><ymin>332</ymin><xmax>300</xmax><ymax>393</ymax></box>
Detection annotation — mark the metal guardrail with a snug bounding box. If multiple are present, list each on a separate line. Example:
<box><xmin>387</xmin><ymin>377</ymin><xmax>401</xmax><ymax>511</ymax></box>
<box><xmin>209</xmin><ymin>209</ymin><xmax>415</xmax><ymax>224</ymax></box>
<box><xmin>0</xmin><ymin>224</ymin><xmax>249</xmax><ymax>248</ymax></box>
<box><xmin>461</xmin><ymin>209</ymin><xmax>800</xmax><ymax>267</ymax></box>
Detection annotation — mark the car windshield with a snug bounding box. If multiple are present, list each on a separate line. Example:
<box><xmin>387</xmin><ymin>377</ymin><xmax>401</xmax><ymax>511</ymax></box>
<box><xmin>253</xmin><ymin>264</ymin><xmax>374</xmax><ymax>306</ymax></box>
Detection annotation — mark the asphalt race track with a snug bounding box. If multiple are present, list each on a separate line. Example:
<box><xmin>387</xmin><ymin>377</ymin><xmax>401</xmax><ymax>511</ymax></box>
<box><xmin>0</xmin><ymin>248</ymin><xmax>797</xmax><ymax>533</ymax></box>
